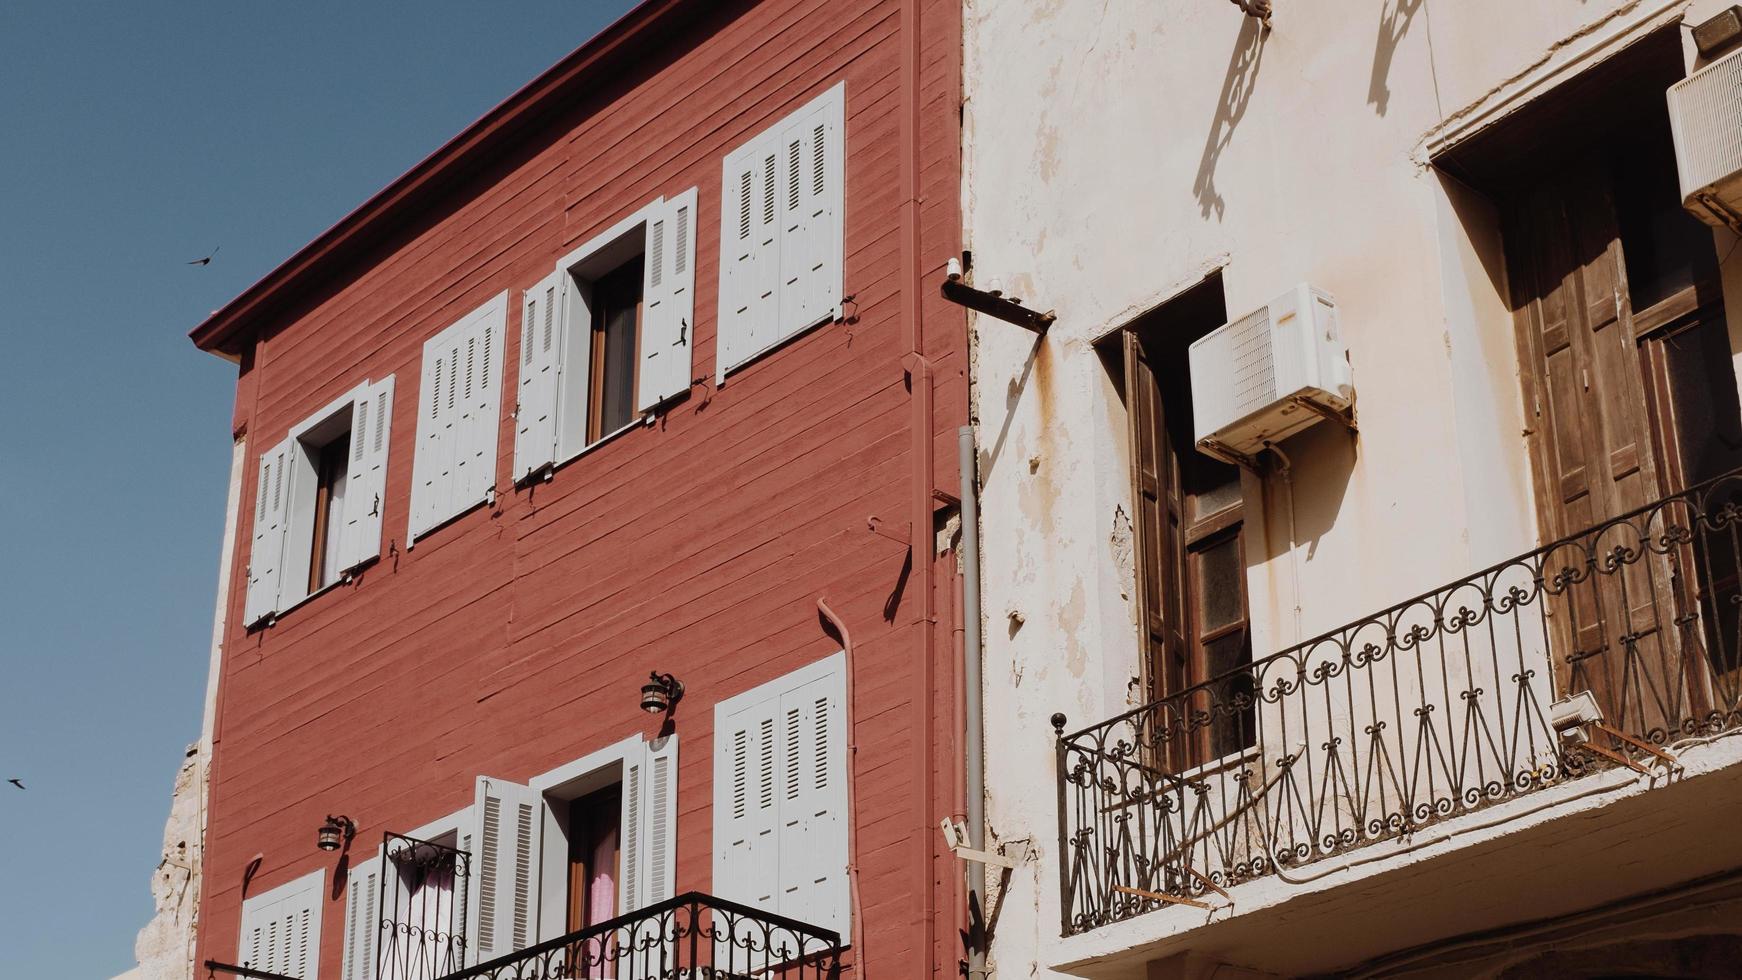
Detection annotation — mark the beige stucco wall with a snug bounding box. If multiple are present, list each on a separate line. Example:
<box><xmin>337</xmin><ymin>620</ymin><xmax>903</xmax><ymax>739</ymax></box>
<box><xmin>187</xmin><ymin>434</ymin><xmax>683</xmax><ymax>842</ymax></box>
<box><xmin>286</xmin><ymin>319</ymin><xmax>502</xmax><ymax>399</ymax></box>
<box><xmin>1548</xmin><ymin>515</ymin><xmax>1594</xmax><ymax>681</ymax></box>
<box><xmin>963</xmin><ymin>0</ymin><xmax>1742</xmax><ymax>976</ymax></box>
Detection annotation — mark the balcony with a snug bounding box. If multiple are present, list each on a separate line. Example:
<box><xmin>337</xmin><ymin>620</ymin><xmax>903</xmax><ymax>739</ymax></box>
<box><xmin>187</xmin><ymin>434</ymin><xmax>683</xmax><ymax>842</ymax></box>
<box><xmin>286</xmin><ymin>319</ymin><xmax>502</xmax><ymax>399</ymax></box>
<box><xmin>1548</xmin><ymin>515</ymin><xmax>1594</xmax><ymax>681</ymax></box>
<box><xmin>439</xmin><ymin>892</ymin><xmax>844</xmax><ymax>980</ymax></box>
<box><xmin>1055</xmin><ymin>469</ymin><xmax>1742</xmax><ymax>942</ymax></box>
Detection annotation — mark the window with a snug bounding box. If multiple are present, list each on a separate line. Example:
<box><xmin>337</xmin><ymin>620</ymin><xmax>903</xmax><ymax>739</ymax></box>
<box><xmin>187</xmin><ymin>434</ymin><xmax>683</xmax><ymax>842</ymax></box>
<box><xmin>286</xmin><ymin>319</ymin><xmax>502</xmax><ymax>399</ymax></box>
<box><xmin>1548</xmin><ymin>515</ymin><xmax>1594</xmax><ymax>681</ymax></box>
<box><xmin>566</xmin><ymin>784</ymin><xmax>621</xmax><ymax>933</ymax></box>
<box><xmin>454</xmin><ymin>736</ymin><xmax>676</xmax><ymax>962</ymax></box>
<box><xmin>239</xmin><ymin>869</ymin><xmax>325</xmax><ymax>978</ymax></box>
<box><xmin>712</xmin><ymin>653</ymin><xmax>850</xmax><ymax>938</ymax></box>
<box><xmin>714</xmin><ymin>82</ymin><xmax>845</xmax><ymax>380</ymax></box>
<box><xmin>514</xmin><ymin>190</ymin><xmax>698</xmax><ymax>481</ymax></box>
<box><xmin>1119</xmin><ymin>276</ymin><xmax>1256</xmax><ymax>771</ymax></box>
<box><xmin>587</xmin><ymin>257</ymin><xmax>643</xmax><ymax>442</ymax></box>
<box><xmin>308</xmin><ymin>430</ymin><xmax>351</xmax><ymax>593</ymax></box>
<box><xmin>1438</xmin><ymin>29</ymin><xmax>1742</xmax><ymax>730</ymax></box>
<box><xmin>408</xmin><ymin>293</ymin><xmax>506</xmax><ymax>546</ymax></box>
<box><xmin>245</xmin><ymin>377</ymin><xmax>395</xmax><ymax>627</ymax></box>
<box><xmin>342</xmin><ymin>810</ymin><xmax>476</xmax><ymax>980</ymax></box>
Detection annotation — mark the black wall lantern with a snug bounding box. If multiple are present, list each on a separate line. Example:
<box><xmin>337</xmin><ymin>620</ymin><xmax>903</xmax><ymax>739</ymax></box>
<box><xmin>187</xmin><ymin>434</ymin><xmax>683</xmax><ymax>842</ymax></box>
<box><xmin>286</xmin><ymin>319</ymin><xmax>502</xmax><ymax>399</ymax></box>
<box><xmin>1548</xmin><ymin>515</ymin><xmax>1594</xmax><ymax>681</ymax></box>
<box><xmin>317</xmin><ymin>814</ymin><xmax>356</xmax><ymax>852</ymax></box>
<box><xmin>640</xmin><ymin>672</ymin><xmax>685</xmax><ymax>714</ymax></box>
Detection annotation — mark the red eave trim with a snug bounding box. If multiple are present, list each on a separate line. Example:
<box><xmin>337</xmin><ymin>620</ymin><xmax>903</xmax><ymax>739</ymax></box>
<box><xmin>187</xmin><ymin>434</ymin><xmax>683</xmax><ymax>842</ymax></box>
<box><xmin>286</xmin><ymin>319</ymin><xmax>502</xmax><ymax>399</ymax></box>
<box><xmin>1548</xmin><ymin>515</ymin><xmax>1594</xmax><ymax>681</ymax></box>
<box><xmin>188</xmin><ymin>0</ymin><xmax>696</xmax><ymax>356</ymax></box>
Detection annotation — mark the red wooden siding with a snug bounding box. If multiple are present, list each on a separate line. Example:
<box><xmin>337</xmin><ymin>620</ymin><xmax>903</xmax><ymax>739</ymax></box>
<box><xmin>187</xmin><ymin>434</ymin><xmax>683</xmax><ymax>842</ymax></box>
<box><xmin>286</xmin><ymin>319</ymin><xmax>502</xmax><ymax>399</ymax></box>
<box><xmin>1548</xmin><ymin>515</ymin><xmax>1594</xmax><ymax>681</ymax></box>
<box><xmin>197</xmin><ymin>0</ymin><xmax>965</xmax><ymax>977</ymax></box>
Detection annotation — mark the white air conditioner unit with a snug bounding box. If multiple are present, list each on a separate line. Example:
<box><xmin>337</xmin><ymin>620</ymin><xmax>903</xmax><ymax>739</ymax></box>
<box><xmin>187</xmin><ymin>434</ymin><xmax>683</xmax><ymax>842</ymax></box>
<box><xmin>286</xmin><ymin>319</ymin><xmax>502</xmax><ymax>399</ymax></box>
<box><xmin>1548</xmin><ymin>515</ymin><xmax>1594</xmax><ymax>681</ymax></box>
<box><xmin>1668</xmin><ymin>44</ymin><xmax>1742</xmax><ymax>230</ymax></box>
<box><xmin>1189</xmin><ymin>283</ymin><xmax>1354</xmax><ymax>465</ymax></box>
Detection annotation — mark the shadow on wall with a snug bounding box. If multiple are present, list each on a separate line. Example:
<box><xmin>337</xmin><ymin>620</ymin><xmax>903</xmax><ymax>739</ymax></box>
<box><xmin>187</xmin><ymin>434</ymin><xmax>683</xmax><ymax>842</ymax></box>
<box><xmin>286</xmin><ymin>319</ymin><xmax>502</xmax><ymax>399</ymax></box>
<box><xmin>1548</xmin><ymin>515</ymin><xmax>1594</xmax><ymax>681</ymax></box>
<box><xmin>1193</xmin><ymin>15</ymin><xmax>1267</xmax><ymax>221</ymax></box>
<box><xmin>1368</xmin><ymin>0</ymin><xmax>1426</xmax><ymax>117</ymax></box>
<box><xmin>1253</xmin><ymin>420</ymin><xmax>1357</xmax><ymax>570</ymax></box>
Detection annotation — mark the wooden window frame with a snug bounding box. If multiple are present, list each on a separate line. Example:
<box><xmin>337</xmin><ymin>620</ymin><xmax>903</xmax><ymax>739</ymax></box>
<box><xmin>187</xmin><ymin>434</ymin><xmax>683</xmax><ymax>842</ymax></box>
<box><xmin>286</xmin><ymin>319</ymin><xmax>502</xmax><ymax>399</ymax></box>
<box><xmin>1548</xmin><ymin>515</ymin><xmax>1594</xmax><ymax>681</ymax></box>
<box><xmin>584</xmin><ymin>257</ymin><xmax>644</xmax><ymax>445</ymax></box>
<box><xmin>307</xmin><ymin>431</ymin><xmax>351</xmax><ymax>595</ymax></box>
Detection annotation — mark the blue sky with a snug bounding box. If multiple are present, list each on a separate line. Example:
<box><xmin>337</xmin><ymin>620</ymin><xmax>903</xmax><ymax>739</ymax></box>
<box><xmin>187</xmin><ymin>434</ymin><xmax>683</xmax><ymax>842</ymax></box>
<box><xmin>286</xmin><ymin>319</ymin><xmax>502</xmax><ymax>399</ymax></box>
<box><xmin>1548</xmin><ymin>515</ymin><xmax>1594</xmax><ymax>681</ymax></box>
<box><xmin>0</xmin><ymin>3</ymin><xmax>638</xmax><ymax>974</ymax></box>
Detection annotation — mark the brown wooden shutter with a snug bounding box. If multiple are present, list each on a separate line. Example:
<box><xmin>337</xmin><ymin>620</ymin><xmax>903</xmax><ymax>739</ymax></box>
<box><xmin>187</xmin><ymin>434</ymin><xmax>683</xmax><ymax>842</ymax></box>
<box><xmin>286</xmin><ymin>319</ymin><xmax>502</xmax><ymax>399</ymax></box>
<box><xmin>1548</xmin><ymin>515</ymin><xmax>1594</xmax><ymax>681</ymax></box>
<box><xmin>1508</xmin><ymin>167</ymin><xmax>1680</xmax><ymax>730</ymax></box>
<box><xmin>1125</xmin><ymin>329</ymin><xmax>1189</xmax><ymax>722</ymax></box>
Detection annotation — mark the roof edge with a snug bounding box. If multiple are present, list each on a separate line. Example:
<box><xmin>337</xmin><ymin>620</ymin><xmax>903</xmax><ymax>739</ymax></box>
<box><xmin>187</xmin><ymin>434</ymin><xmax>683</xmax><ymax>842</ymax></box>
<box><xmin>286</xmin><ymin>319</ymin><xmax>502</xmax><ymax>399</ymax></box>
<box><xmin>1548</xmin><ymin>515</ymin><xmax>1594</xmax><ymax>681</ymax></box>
<box><xmin>189</xmin><ymin>0</ymin><xmax>696</xmax><ymax>356</ymax></box>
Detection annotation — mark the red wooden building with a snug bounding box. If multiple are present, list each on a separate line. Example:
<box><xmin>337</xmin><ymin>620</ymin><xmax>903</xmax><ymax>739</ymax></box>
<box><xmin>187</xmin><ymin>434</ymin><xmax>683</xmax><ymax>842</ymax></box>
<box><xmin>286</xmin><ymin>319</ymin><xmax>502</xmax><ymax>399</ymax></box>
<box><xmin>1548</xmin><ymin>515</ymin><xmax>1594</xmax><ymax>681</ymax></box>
<box><xmin>188</xmin><ymin>0</ymin><xmax>966</xmax><ymax>976</ymax></box>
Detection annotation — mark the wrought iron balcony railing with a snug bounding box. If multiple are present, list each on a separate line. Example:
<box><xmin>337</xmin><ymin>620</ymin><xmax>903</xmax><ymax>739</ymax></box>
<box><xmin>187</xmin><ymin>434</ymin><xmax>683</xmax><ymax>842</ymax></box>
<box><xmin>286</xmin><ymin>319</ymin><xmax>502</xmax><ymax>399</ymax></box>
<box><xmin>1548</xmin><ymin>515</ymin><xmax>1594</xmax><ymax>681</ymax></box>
<box><xmin>1055</xmin><ymin>468</ymin><xmax>1742</xmax><ymax>935</ymax></box>
<box><xmin>436</xmin><ymin>892</ymin><xmax>844</xmax><ymax>980</ymax></box>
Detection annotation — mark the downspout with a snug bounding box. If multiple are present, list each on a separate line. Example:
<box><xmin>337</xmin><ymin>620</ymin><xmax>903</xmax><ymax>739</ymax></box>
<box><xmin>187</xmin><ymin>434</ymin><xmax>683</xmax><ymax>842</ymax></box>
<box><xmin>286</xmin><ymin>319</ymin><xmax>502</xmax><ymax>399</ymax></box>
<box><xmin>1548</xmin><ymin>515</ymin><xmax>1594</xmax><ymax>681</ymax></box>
<box><xmin>816</xmin><ymin>599</ymin><xmax>869</xmax><ymax>974</ymax></box>
<box><xmin>958</xmin><ymin>426</ymin><xmax>987</xmax><ymax>980</ymax></box>
<box><xmin>897</xmin><ymin>0</ymin><xmax>938</xmax><ymax>973</ymax></box>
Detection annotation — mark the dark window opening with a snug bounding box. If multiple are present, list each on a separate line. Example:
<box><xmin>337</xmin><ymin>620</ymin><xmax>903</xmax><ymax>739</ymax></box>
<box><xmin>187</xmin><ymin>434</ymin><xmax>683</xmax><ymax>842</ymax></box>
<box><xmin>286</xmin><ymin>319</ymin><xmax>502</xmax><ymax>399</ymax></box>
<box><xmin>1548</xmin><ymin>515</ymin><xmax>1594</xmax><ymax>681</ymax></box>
<box><xmin>308</xmin><ymin>431</ymin><xmax>351</xmax><ymax>593</ymax></box>
<box><xmin>1118</xmin><ymin>273</ymin><xmax>1256</xmax><ymax>771</ymax></box>
<box><xmin>587</xmin><ymin>256</ymin><xmax>643</xmax><ymax>443</ymax></box>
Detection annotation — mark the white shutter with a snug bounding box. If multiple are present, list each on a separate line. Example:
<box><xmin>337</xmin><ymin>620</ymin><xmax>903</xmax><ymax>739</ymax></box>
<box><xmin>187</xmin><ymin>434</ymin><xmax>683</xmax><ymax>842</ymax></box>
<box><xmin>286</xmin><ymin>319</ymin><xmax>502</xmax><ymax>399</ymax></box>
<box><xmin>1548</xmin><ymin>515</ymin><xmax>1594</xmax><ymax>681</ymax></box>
<box><xmin>410</xmin><ymin>294</ymin><xmax>506</xmax><ymax>545</ymax></box>
<box><xmin>513</xmin><ymin>271</ymin><xmax>564</xmax><ymax>481</ymax></box>
<box><xmin>712</xmin><ymin>654</ymin><xmax>849</xmax><ymax>936</ymax></box>
<box><xmin>637</xmin><ymin>189</ymin><xmax>698</xmax><ymax>413</ymax></box>
<box><xmin>777</xmin><ymin>665</ymin><xmax>848</xmax><ymax>931</ymax></box>
<box><xmin>717</xmin><ymin>134</ymin><xmax>783</xmax><ymax>381</ymax></box>
<box><xmin>714</xmin><ymin>700</ymin><xmax>781</xmax><ymax>914</ymax></box>
<box><xmin>239</xmin><ymin>869</ymin><xmax>324</xmax><ymax>979</ymax></box>
<box><xmin>467</xmin><ymin>776</ymin><xmax>542</xmax><ymax>963</ymax></box>
<box><xmin>455</xmin><ymin>294</ymin><xmax>506</xmax><ymax>507</ymax></box>
<box><xmin>782</xmin><ymin>84</ymin><xmax>844</xmax><ymax>335</ymax></box>
<box><xmin>342</xmin><ymin>853</ymin><xmax>383</xmax><ymax>980</ymax></box>
<box><xmin>243</xmin><ymin>437</ymin><xmax>294</xmax><ymax>626</ymax></box>
<box><xmin>337</xmin><ymin>376</ymin><xmax>394</xmax><ymax>573</ymax></box>
<box><xmin>409</xmin><ymin>329</ymin><xmax>455</xmax><ymax>546</ymax></box>
<box><xmin>716</xmin><ymin>84</ymin><xmax>844</xmax><ymax>381</ymax></box>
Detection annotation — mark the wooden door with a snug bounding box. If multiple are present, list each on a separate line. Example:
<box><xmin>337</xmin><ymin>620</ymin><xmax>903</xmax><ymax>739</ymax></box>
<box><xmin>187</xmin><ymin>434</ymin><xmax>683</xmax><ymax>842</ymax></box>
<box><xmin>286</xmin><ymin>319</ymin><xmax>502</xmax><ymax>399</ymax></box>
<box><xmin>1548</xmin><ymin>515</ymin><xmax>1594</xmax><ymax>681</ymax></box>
<box><xmin>1126</xmin><ymin>328</ymin><xmax>1191</xmax><ymax>767</ymax></box>
<box><xmin>1509</xmin><ymin>168</ymin><xmax>1683</xmax><ymax>739</ymax></box>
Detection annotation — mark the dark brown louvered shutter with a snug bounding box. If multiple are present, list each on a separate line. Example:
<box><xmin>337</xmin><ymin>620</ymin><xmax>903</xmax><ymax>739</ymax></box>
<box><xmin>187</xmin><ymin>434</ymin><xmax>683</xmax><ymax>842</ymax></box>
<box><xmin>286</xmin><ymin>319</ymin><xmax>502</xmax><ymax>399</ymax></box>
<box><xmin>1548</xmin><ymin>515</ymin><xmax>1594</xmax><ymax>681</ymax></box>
<box><xmin>1125</xmin><ymin>328</ymin><xmax>1190</xmax><ymax>758</ymax></box>
<box><xmin>1508</xmin><ymin>167</ymin><xmax>1680</xmax><ymax>731</ymax></box>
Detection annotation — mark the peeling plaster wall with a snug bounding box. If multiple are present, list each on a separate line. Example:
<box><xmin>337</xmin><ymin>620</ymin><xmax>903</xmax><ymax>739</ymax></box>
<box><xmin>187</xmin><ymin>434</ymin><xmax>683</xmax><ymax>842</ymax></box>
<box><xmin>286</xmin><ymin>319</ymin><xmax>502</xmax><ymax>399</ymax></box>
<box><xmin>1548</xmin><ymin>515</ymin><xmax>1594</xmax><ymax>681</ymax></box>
<box><xmin>963</xmin><ymin>1</ymin><xmax>1742</xmax><ymax>977</ymax></box>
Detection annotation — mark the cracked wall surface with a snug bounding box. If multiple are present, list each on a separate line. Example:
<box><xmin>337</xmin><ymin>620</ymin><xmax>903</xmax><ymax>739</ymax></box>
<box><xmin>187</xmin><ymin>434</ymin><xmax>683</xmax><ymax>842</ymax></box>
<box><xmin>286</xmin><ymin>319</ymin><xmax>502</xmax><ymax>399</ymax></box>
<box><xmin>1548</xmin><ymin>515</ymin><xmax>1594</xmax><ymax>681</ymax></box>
<box><xmin>962</xmin><ymin>0</ymin><xmax>1742</xmax><ymax>977</ymax></box>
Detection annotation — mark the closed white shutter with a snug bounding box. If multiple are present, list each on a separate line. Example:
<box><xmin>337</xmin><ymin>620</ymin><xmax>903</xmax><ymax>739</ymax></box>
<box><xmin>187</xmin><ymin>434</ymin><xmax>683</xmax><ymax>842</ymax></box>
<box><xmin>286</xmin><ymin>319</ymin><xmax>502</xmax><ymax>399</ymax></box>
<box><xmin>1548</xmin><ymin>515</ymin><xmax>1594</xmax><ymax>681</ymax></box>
<box><xmin>716</xmin><ymin>83</ymin><xmax>844</xmax><ymax>381</ymax></box>
<box><xmin>467</xmin><ymin>776</ymin><xmax>542</xmax><ymax>963</ymax></box>
<box><xmin>341</xmin><ymin>853</ymin><xmax>383</xmax><ymax>980</ymax></box>
<box><xmin>243</xmin><ymin>437</ymin><xmax>294</xmax><ymax>626</ymax></box>
<box><xmin>714</xmin><ymin>700</ymin><xmax>780</xmax><ymax>914</ymax></box>
<box><xmin>777</xmin><ymin>666</ymin><xmax>848</xmax><ymax>930</ymax></box>
<box><xmin>781</xmin><ymin>84</ymin><xmax>845</xmax><ymax>336</ymax></box>
<box><xmin>513</xmin><ymin>271</ymin><xmax>565</xmax><ymax>481</ymax></box>
<box><xmin>410</xmin><ymin>294</ymin><xmax>506</xmax><ymax>545</ymax></box>
<box><xmin>337</xmin><ymin>376</ymin><xmax>394</xmax><ymax>573</ymax></box>
<box><xmin>712</xmin><ymin>654</ymin><xmax>849</xmax><ymax>936</ymax></box>
<box><xmin>716</xmin><ymin>134</ymin><xmax>783</xmax><ymax>381</ymax></box>
<box><xmin>637</xmin><ymin>189</ymin><xmax>698</xmax><ymax>413</ymax></box>
<box><xmin>238</xmin><ymin>869</ymin><xmax>325</xmax><ymax>979</ymax></box>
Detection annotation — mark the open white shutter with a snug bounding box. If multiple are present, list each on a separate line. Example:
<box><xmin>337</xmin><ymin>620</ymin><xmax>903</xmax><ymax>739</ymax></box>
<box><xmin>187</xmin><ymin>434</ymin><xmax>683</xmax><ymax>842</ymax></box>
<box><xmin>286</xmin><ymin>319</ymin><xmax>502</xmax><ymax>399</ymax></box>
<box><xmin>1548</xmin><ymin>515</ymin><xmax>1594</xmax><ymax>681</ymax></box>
<box><xmin>782</xmin><ymin>84</ymin><xmax>844</xmax><ymax>336</ymax></box>
<box><xmin>337</xmin><ymin>376</ymin><xmax>394</xmax><ymax>573</ymax></box>
<box><xmin>455</xmin><ymin>294</ymin><xmax>506</xmax><ymax>507</ymax></box>
<box><xmin>513</xmin><ymin>271</ymin><xmax>564</xmax><ymax>481</ymax></box>
<box><xmin>239</xmin><ymin>869</ymin><xmax>324</xmax><ymax>979</ymax></box>
<box><xmin>342</xmin><ymin>853</ymin><xmax>383</xmax><ymax>980</ymax></box>
<box><xmin>243</xmin><ymin>437</ymin><xmax>293</xmax><ymax>626</ymax></box>
<box><xmin>409</xmin><ymin>329</ymin><xmax>455</xmax><ymax>546</ymax></box>
<box><xmin>638</xmin><ymin>189</ymin><xmax>698</xmax><ymax>412</ymax></box>
<box><xmin>468</xmin><ymin>776</ymin><xmax>542</xmax><ymax>963</ymax></box>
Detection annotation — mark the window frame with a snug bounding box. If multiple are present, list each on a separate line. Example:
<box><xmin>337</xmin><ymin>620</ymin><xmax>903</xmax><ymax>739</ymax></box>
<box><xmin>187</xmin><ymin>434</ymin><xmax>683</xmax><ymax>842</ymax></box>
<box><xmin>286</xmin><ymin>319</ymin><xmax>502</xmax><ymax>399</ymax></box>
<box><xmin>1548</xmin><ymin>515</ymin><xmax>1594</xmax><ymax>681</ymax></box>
<box><xmin>250</xmin><ymin>375</ymin><xmax>392</xmax><ymax>625</ymax></box>
<box><xmin>552</xmin><ymin>200</ymin><xmax>665</xmax><ymax>464</ymax></box>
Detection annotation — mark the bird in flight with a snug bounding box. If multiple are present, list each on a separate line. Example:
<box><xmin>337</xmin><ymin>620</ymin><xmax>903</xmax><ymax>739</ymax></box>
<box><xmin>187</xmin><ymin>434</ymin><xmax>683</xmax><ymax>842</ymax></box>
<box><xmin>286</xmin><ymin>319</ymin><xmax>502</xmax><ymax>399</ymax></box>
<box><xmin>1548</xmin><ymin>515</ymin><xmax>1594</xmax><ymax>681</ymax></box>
<box><xmin>6</xmin><ymin>779</ymin><xmax>22</xmax><ymax>790</ymax></box>
<box><xmin>187</xmin><ymin>246</ymin><xmax>220</xmax><ymax>266</ymax></box>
